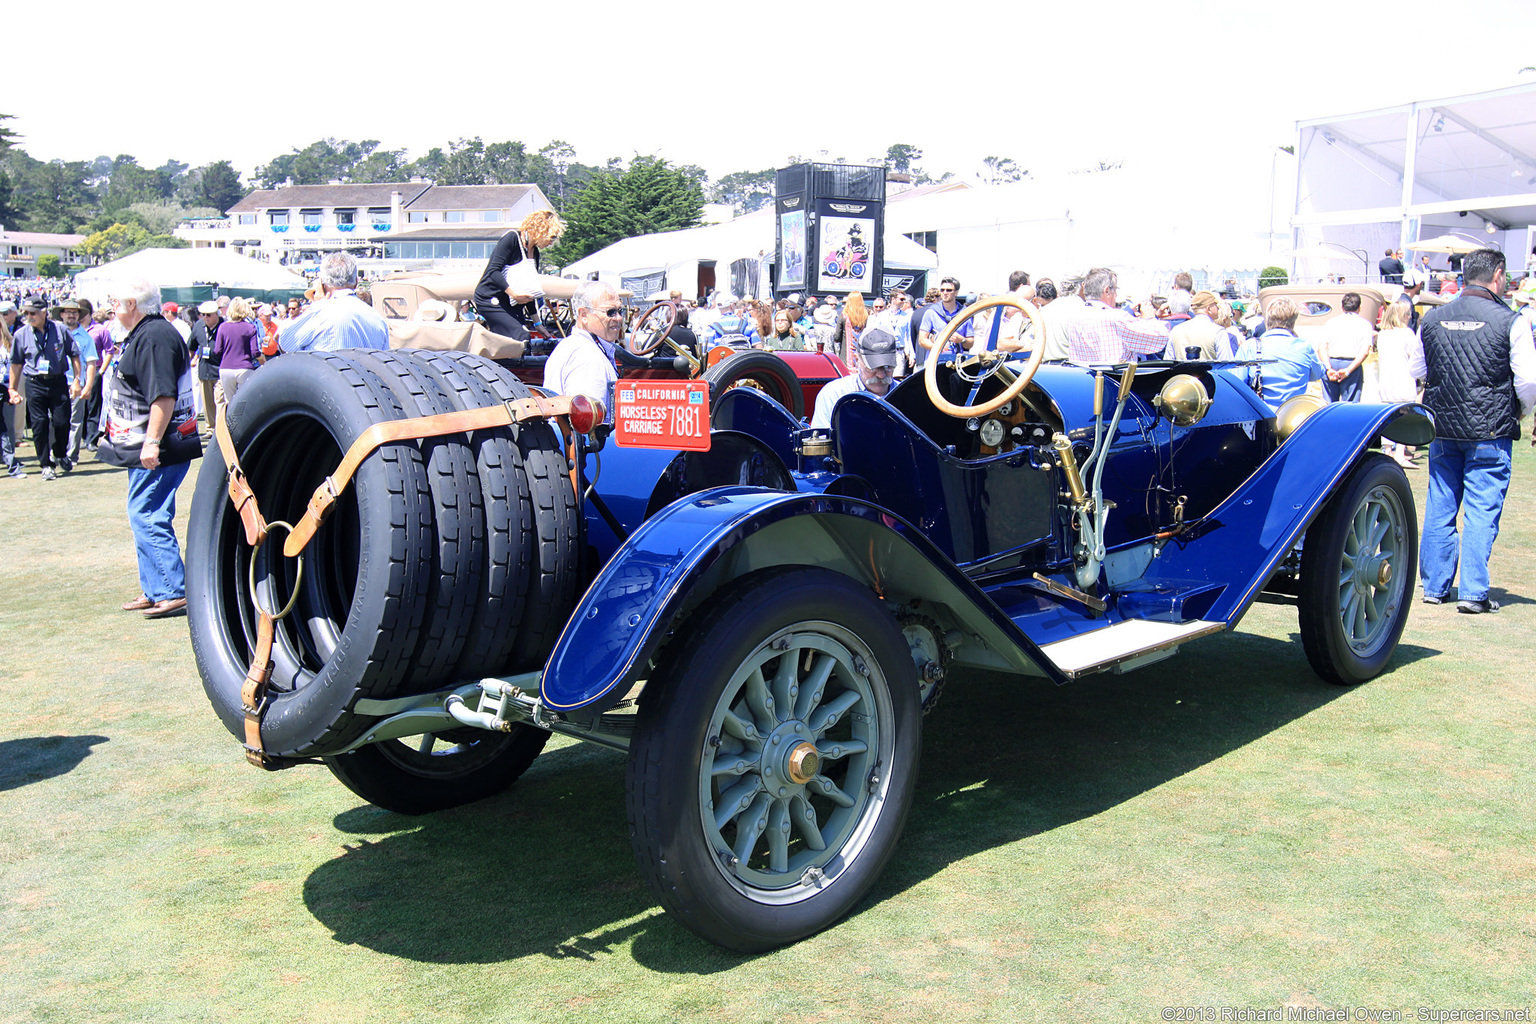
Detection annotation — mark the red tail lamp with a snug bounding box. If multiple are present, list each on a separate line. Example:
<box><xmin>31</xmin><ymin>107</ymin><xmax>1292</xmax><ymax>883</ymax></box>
<box><xmin>567</xmin><ymin>395</ymin><xmax>605</xmax><ymax>435</ymax></box>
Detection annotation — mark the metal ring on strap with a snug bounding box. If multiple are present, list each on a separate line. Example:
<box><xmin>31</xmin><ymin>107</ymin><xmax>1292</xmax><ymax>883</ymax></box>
<box><xmin>247</xmin><ymin>520</ymin><xmax>304</xmax><ymax>622</ymax></box>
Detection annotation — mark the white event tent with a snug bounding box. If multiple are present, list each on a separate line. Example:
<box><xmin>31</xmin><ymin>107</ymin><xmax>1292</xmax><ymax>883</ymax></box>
<box><xmin>1290</xmin><ymin>82</ymin><xmax>1536</xmax><ymax>283</ymax></box>
<box><xmin>72</xmin><ymin>248</ymin><xmax>309</xmax><ymax>306</ymax></box>
<box><xmin>562</xmin><ymin>208</ymin><xmax>939</xmax><ymax>300</ymax></box>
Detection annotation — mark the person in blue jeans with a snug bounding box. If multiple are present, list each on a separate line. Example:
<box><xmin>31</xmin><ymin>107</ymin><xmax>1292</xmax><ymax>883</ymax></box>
<box><xmin>1407</xmin><ymin>248</ymin><xmax>1536</xmax><ymax>614</ymax></box>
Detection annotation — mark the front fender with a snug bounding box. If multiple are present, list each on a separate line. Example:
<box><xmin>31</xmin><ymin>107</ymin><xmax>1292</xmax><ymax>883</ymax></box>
<box><xmin>1143</xmin><ymin>400</ymin><xmax>1432</xmax><ymax>625</ymax></box>
<box><xmin>540</xmin><ymin>487</ymin><xmax>1066</xmax><ymax>716</ymax></box>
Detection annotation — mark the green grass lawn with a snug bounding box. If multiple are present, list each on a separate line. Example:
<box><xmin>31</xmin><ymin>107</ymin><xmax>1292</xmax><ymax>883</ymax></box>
<box><xmin>2</xmin><ymin>442</ymin><xmax>1533</xmax><ymax>1024</ymax></box>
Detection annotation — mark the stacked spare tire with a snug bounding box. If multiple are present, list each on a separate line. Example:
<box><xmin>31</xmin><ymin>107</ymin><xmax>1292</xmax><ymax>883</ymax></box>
<box><xmin>188</xmin><ymin>350</ymin><xmax>579</xmax><ymax>809</ymax></box>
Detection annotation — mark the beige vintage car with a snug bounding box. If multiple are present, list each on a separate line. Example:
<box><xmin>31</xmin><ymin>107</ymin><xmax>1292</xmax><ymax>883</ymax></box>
<box><xmin>368</xmin><ymin>271</ymin><xmax>583</xmax><ymax>360</ymax></box>
<box><xmin>1255</xmin><ymin>282</ymin><xmax>1445</xmax><ymax>329</ymax></box>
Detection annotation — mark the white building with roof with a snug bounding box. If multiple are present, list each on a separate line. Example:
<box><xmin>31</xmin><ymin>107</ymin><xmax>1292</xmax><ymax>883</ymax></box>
<box><xmin>2</xmin><ymin>227</ymin><xmax>91</xmax><ymax>279</ymax></box>
<box><xmin>174</xmin><ymin>181</ymin><xmax>553</xmax><ymax>274</ymax></box>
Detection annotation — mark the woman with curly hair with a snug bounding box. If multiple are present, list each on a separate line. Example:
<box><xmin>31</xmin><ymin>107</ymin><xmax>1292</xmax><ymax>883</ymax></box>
<box><xmin>472</xmin><ymin>209</ymin><xmax>565</xmax><ymax>341</ymax></box>
<box><xmin>833</xmin><ymin>291</ymin><xmax>868</xmax><ymax>371</ymax></box>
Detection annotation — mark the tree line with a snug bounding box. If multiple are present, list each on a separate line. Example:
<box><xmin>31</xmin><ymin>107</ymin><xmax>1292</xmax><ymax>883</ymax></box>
<box><xmin>0</xmin><ymin>115</ymin><xmax>1024</xmax><ymax>268</ymax></box>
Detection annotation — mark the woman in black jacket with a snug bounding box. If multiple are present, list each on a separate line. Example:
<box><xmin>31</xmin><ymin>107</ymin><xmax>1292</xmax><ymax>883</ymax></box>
<box><xmin>471</xmin><ymin>210</ymin><xmax>564</xmax><ymax>340</ymax></box>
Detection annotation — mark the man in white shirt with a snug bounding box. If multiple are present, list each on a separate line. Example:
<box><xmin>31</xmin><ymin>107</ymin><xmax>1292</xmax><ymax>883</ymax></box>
<box><xmin>279</xmin><ymin>253</ymin><xmax>390</xmax><ymax>353</ymax></box>
<box><xmin>543</xmin><ymin>281</ymin><xmax>622</xmax><ymax>406</ymax></box>
<box><xmin>1315</xmin><ymin>292</ymin><xmax>1374</xmax><ymax>402</ymax></box>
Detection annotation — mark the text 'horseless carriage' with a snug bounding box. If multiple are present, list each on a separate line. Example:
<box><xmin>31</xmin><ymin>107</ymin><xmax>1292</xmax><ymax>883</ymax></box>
<box><xmin>188</xmin><ymin>296</ymin><xmax>1433</xmax><ymax>951</ymax></box>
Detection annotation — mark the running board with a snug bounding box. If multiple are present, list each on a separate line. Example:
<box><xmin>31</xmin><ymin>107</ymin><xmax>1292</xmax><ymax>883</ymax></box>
<box><xmin>1038</xmin><ymin>619</ymin><xmax>1226</xmax><ymax>678</ymax></box>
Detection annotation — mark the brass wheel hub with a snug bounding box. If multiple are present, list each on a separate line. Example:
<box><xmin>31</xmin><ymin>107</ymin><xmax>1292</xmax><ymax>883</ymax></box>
<box><xmin>1377</xmin><ymin>561</ymin><xmax>1392</xmax><ymax>587</ymax></box>
<box><xmin>786</xmin><ymin>742</ymin><xmax>821</xmax><ymax>785</ymax></box>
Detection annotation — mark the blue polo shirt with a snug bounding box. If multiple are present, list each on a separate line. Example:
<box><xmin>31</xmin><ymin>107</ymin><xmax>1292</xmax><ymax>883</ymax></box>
<box><xmin>1235</xmin><ymin>329</ymin><xmax>1325</xmax><ymax>410</ymax></box>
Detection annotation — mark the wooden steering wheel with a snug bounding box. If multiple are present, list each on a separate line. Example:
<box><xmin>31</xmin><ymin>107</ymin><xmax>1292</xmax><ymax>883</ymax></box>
<box><xmin>627</xmin><ymin>301</ymin><xmax>678</xmax><ymax>356</ymax></box>
<box><xmin>923</xmin><ymin>295</ymin><xmax>1046</xmax><ymax>418</ymax></box>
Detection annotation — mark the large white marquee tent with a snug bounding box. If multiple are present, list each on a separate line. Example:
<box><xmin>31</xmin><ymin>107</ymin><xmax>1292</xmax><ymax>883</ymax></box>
<box><xmin>72</xmin><ymin>248</ymin><xmax>309</xmax><ymax>306</ymax></box>
<box><xmin>1290</xmin><ymin>81</ymin><xmax>1536</xmax><ymax>283</ymax></box>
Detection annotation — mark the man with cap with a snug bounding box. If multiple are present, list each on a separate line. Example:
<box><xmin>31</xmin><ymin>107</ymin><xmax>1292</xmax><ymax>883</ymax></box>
<box><xmin>810</xmin><ymin>327</ymin><xmax>901</xmax><ymax>429</ymax></box>
<box><xmin>1167</xmin><ymin>291</ymin><xmax>1225</xmax><ymax>361</ymax></box>
<box><xmin>55</xmin><ymin>299</ymin><xmax>101</xmax><ymax>464</ymax></box>
<box><xmin>7</xmin><ymin>298</ymin><xmax>83</xmax><ymax>479</ymax></box>
<box><xmin>189</xmin><ymin>300</ymin><xmax>223</xmax><ymax>436</ymax></box>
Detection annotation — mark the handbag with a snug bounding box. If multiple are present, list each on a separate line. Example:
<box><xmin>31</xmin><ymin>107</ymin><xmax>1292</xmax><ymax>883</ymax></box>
<box><xmin>503</xmin><ymin>235</ymin><xmax>544</xmax><ymax>300</ymax></box>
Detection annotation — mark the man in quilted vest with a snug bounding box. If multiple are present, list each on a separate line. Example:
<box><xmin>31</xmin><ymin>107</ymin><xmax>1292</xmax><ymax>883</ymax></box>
<box><xmin>1408</xmin><ymin>248</ymin><xmax>1536</xmax><ymax>614</ymax></box>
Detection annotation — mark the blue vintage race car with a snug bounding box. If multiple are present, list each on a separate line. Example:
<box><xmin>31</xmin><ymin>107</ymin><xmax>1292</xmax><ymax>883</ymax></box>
<box><xmin>188</xmin><ymin>296</ymin><xmax>1433</xmax><ymax>952</ymax></box>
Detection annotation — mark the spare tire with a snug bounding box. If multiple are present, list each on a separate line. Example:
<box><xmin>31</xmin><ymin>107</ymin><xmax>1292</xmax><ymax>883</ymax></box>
<box><xmin>188</xmin><ymin>350</ymin><xmax>578</xmax><ymax>761</ymax></box>
<box><xmin>701</xmin><ymin>350</ymin><xmax>805</xmax><ymax>420</ymax></box>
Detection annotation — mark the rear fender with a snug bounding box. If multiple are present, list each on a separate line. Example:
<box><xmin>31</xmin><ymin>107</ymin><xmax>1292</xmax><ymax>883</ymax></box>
<box><xmin>540</xmin><ymin>487</ymin><xmax>1065</xmax><ymax>717</ymax></box>
<box><xmin>1143</xmin><ymin>401</ymin><xmax>1432</xmax><ymax>625</ymax></box>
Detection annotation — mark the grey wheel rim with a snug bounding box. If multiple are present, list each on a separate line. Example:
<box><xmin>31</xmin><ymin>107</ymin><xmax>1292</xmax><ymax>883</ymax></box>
<box><xmin>699</xmin><ymin>620</ymin><xmax>895</xmax><ymax>904</ymax></box>
<box><xmin>1337</xmin><ymin>483</ymin><xmax>1407</xmax><ymax>656</ymax></box>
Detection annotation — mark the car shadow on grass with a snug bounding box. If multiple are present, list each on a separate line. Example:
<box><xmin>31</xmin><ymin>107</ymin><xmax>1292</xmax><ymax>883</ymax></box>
<box><xmin>0</xmin><ymin>735</ymin><xmax>109</xmax><ymax>792</ymax></box>
<box><xmin>300</xmin><ymin>631</ymin><xmax>1438</xmax><ymax>973</ymax></box>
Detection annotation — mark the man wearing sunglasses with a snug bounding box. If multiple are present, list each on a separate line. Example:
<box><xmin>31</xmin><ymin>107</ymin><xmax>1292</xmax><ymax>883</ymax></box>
<box><xmin>917</xmin><ymin>277</ymin><xmax>974</xmax><ymax>356</ymax></box>
<box><xmin>8</xmin><ymin>299</ymin><xmax>83</xmax><ymax>480</ymax></box>
<box><xmin>544</xmin><ymin>280</ymin><xmax>622</xmax><ymax>409</ymax></box>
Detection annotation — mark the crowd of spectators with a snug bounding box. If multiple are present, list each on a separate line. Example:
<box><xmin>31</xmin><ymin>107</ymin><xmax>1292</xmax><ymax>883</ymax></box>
<box><xmin>1</xmin><ymin>253</ymin><xmax>387</xmax><ymax>478</ymax></box>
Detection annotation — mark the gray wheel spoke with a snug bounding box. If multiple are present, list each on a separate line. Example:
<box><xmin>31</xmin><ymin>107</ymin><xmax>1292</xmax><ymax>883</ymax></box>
<box><xmin>416</xmin><ymin>734</ymin><xmax>435</xmax><ymax>754</ymax></box>
<box><xmin>1366</xmin><ymin>506</ymin><xmax>1390</xmax><ymax>553</ymax></box>
<box><xmin>1338</xmin><ymin>562</ymin><xmax>1355</xmax><ymax>588</ymax></box>
<box><xmin>715</xmin><ymin>776</ymin><xmax>765</xmax><ymax>832</ymax></box>
<box><xmin>794</xmin><ymin>652</ymin><xmax>836</xmax><ymax>721</ymax></box>
<box><xmin>790</xmin><ymin>794</ymin><xmax>826</xmax><ymax>851</ymax></box>
<box><xmin>732</xmin><ymin>792</ymin><xmax>773</xmax><ymax>866</ymax></box>
<box><xmin>807</xmin><ymin>689</ymin><xmax>862</xmax><ymax>735</ymax></box>
<box><xmin>765</xmin><ymin>800</ymin><xmax>791</xmax><ymax>873</ymax></box>
<box><xmin>1341</xmin><ymin>590</ymin><xmax>1361</xmax><ymax>636</ymax></box>
<box><xmin>772</xmin><ymin>651</ymin><xmax>798</xmax><ymax>720</ymax></box>
<box><xmin>721</xmin><ymin>707</ymin><xmax>761</xmax><ymax>745</ymax></box>
<box><xmin>807</xmin><ymin>774</ymin><xmax>855</xmax><ymax>808</ymax></box>
<box><xmin>816</xmin><ymin>738</ymin><xmax>868</xmax><ymax>761</ymax></box>
<box><xmin>744</xmin><ymin>667</ymin><xmax>777</xmax><ymax>729</ymax></box>
<box><xmin>711</xmin><ymin>749</ymin><xmax>758</xmax><ymax>778</ymax></box>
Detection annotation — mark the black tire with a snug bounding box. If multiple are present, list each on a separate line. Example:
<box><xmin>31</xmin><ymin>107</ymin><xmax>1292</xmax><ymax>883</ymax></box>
<box><xmin>433</xmin><ymin>351</ymin><xmax>580</xmax><ymax>668</ymax></box>
<box><xmin>1298</xmin><ymin>453</ymin><xmax>1418</xmax><ymax>685</ymax></box>
<box><xmin>322</xmin><ymin>725</ymin><xmax>550</xmax><ymax>815</ymax></box>
<box><xmin>407</xmin><ymin>349</ymin><xmax>536</xmax><ymax>679</ymax></box>
<box><xmin>625</xmin><ymin>566</ymin><xmax>920</xmax><ymax>952</ymax></box>
<box><xmin>702</xmin><ymin>350</ymin><xmax>805</xmax><ymax>421</ymax></box>
<box><xmin>351</xmin><ymin>349</ymin><xmax>485</xmax><ymax>685</ymax></box>
<box><xmin>188</xmin><ymin>351</ymin><xmax>436</xmax><ymax>757</ymax></box>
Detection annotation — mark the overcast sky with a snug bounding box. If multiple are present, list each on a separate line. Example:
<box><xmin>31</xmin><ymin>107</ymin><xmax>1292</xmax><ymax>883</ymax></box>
<box><xmin>6</xmin><ymin>0</ymin><xmax>1532</xmax><ymax>186</ymax></box>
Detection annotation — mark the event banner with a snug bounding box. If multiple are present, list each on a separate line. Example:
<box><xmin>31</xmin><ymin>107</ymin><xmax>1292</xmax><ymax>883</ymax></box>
<box><xmin>778</xmin><ymin>203</ymin><xmax>806</xmax><ymax>290</ymax></box>
<box><xmin>816</xmin><ymin>200</ymin><xmax>881</xmax><ymax>295</ymax></box>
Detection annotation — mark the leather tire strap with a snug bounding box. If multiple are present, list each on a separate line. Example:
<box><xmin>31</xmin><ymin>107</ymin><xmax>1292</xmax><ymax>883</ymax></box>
<box><xmin>241</xmin><ymin>612</ymin><xmax>278</xmax><ymax>768</ymax></box>
<box><xmin>282</xmin><ymin>393</ymin><xmax>576</xmax><ymax>558</ymax></box>
<box><xmin>216</xmin><ymin>408</ymin><xmax>267</xmax><ymax>547</ymax></box>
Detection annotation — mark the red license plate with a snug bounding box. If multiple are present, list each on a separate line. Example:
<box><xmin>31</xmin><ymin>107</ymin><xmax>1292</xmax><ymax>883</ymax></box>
<box><xmin>613</xmin><ymin>380</ymin><xmax>711</xmax><ymax>451</ymax></box>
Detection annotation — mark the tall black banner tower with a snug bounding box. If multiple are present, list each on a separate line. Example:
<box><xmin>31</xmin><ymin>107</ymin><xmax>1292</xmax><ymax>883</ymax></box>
<box><xmin>774</xmin><ymin>163</ymin><xmax>885</xmax><ymax>300</ymax></box>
